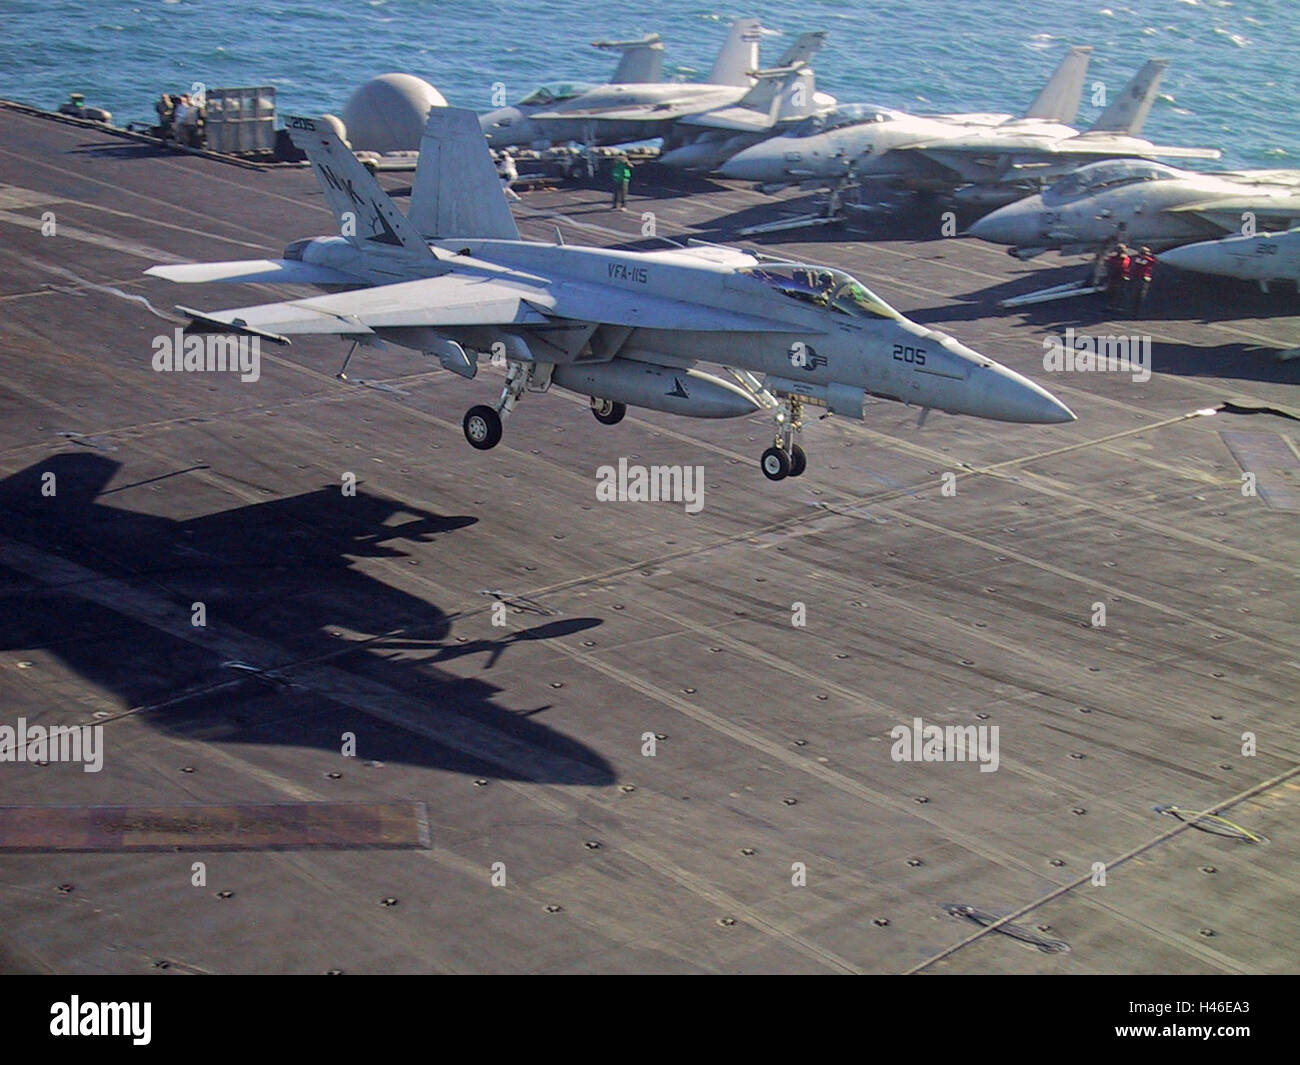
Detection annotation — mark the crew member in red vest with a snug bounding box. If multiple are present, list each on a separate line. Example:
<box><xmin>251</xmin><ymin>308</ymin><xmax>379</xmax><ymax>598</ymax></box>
<box><xmin>1105</xmin><ymin>243</ymin><xmax>1131</xmax><ymax>309</ymax></box>
<box><xmin>1130</xmin><ymin>246</ymin><xmax>1156</xmax><ymax>316</ymax></box>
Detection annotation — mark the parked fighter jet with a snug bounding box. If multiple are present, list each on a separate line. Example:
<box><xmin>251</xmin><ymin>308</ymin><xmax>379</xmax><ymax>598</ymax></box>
<box><xmin>719</xmin><ymin>45</ymin><xmax>1097</xmax><ymax>185</ymax></box>
<box><xmin>1158</xmin><ymin>227</ymin><xmax>1300</xmax><ymax>292</ymax></box>
<box><xmin>721</xmin><ymin>53</ymin><xmax>1219</xmax><ymax>207</ymax></box>
<box><xmin>479</xmin><ymin>32</ymin><xmax>665</xmax><ymax>148</ymax></box>
<box><xmin>969</xmin><ymin>159</ymin><xmax>1300</xmax><ymax>259</ymax></box>
<box><xmin>658</xmin><ymin>34</ymin><xmax>835</xmax><ymax>171</ymax></box>
<box><xmin>146</xmin><ymin>108</ymin><xmax>1074</xmax><ymax>483</ymax></box>
<box><xmin>482</xmin><ymin>19</ymin><xmax>830</xmax><ymax>150</ymax></box>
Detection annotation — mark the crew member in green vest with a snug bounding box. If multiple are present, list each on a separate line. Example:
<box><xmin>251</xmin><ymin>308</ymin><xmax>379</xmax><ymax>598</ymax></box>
<box><xmin>611</xmin><ymin>155</ymin><xmax>632</xmax><ymax>211</ymax></box>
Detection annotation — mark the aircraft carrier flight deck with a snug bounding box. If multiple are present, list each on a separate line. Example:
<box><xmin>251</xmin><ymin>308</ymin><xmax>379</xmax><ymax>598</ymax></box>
<box><xmin>1</xmin><ymin>103</ymin><xmax>1297</xmax><ymax>975</ymax></box>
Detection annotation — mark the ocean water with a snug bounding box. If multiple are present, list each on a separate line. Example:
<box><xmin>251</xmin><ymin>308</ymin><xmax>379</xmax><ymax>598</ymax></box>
<box><xmin>1</xmin><ymin>0</ymin><xmax>1296</xmax><ymax>169</ymax></box>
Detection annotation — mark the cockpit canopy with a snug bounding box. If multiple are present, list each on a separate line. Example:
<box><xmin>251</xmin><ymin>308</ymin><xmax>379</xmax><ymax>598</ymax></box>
<box><xmin>1045</xmin><ymin>160</ymin><xmax>1182</xmax><ymax>203</ymax></box>
<box><xmin>787</xmin><ymin>103</ymin><xmax>898</xmax><ymax>138</ymax></box>
<box><xmin>737</xmin><ymin>263</ymin><xmax>901</xmax><ymax>319</ymax></box>
<box><xmin>518</xmin><ymin>82</ymin><xmax>594</xmax><ymax>107</ymax></box>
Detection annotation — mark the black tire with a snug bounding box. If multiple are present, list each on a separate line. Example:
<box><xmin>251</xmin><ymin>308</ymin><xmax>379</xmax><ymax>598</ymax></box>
<box><xmin>760</xmin><ymin>446</ymin><xmax>790</xmax><ymax>481</ymax></box>
<box><xmin>788</xmin><ymin>444</ymin><xmax>807</xmax><ymax>477</ymax></box>
<box><xmin>591</xmin><ymin>398</ymin><xmax>626</xmax><ymax>426</ymax></box>
<box><xmin>463</xmin><ymin>405</ymin><xmax>503</xmax><ymax>450</ymax></box>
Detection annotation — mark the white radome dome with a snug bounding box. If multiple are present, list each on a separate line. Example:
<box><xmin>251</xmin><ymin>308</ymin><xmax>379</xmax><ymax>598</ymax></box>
<box><xmin>341</xmin><ymin>74</ymin><xmax>447</xmax><ymax>153</ymax></box>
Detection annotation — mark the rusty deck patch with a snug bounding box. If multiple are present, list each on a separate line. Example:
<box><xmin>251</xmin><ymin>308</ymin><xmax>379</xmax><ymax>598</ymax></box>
<box><xmin>0</xmin><ymin>802</ymin><xmax>431</xmax><ymax>852</ymax></box>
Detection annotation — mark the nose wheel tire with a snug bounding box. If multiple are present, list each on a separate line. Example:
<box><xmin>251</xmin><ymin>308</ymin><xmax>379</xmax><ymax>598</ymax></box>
<box><xmin>787</xmin><ymin>444</ymin><xmax>807</xmax><ymax>478</ymax></box>
<box><xmin>463</xmin><ymin>405</ymin><xmax>503</xmax><ymax>450</ymax></box>
<box><xmin>760</xmin><ymin>446</ymin><xmax>791</xmax><ymax>481</ymax></box>
<box><xmin>591</xmin><ymin>398</ymin><xmax>626</xmax><ymax>426</ymax></box>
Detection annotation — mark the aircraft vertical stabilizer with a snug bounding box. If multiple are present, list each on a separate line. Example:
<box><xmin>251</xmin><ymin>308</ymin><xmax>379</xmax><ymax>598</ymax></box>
<box><xmin>1022</xmin><ymin>45</ymin><xmax>1093</xmax><ymax>123</ymax></box>
<box><xmin>1088</xmin><ymin>58</ymin><xmax>1168</xmax><ymax>134</ymax></box>
<box><xmin>774</xmin><ymin>31</ymin><xmax>828</xmax><ymax>68</ymax></box>
<box><xmin>708</xmin><ymin>17</ymin><xmax>767</xmax><ymax>87</ymax></box>
<box><xmin>409</xmin><ymin>107</ymin><xmax>521</xmax><ymax>241</ymax></box>
<box><xmin>593</xmin><ymin>34</ymin><xmax>666</xmax><ymax>84</ymax></box>
<box><xmin>286</xmin><ymin>116</ymin><xmax>435</xmax><ymax>258</ymax></box>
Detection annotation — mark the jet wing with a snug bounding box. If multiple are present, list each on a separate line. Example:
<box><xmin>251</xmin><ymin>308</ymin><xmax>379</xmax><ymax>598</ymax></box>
<box><xmin>1033</xmin><ymin>135</ymin><xmax>1222</xmax><ymax>160</ymax></box>
<box><xmin>147</xmin><ymin>259</ymin><xmax>365</xmax><ymax>285</ymax></box>
<box><xmin>678</xmin><ymin>107</ymin><xmax>774</xmax><ymax>133</ymax></box>
<box><xmin>531</xmin><ymin>102</ymin><xmax>717</xmax><ymax>123</ymax></box>
<box><xmin>542</xmin><ymin>280</ymin><xmax>806</xmax><ymax>333</ymax></box>
<box><xmin>901</xmin><ymin>135</ymin><xmax>1222</xmax><ymax>162</ymax></box>
<box><xmin>179</xmin><ymin>271</ymin><xmax>806</xmax><ymax>345</ymax></box>
<box><xmin>178</xmin><ymin>274</ymin><xmax>552</xmax><ymax>339</ymax></box>
<box><xmin>1165</xmin><ymin>194</ymin><xmax>1300</xmax><ymax>230</ymax></box>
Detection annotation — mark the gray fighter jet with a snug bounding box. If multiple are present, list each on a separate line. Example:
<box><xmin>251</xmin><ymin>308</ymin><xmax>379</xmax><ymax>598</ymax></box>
<box><xmin>1158</xmin><ymin>227</ymin><xmax>1300</xmax><ymax>292</ymax></box>
<box><xmin>481</xmin><ymin>19</ymin><xmax>829</xmax><ymax>150</ymax></box>
<box><xmin>146</xmin><ymin>108</ymin><xmax>1074</xmax><ymax>483</ymax></box>
<box><xmin>969</xmin><ymin>159</ymin><xmax>1300</xmax><ymax>259</ymax></box>
<box><xmin>721</xmin><ymin>53</ymin><xmax>1219</xmax><ymax>207</ymax></box>
<box><xmin>479</xmin><ymin>32</ymin><xmax>665</xmax><ymax>148</ymax></box>
<box><xmin>659</xmin><ymin>42</ymin><xmax>837</xmax><ymax>172</ymax></box>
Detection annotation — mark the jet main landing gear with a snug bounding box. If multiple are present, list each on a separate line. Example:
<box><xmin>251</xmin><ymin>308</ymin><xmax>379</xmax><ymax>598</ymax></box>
<box><xmin>590</xmin><ymin>397</ymin><xmax>626</xmax><ymax>425</ymax></box>
<box><xmin>759</xmin><ymin>395</ymin><xmax>807</xmax><ymax>481</ymax></box>
<box><xmin>463</xmin><ymin>359</ymin><xmax>532</xmax><ymax>451</ymax></box>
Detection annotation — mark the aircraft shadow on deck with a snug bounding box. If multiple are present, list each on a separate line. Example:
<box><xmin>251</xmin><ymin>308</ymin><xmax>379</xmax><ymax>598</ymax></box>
<box><xmin>0</xmin><ymin>453</ymin><xmax>614</xmax><ymax>786</ymax></box>
<box><xmin>684</xmin><ymin>188</ymin><xmax>963</xmax><ymax>246</ymax></box>
<box><xmin>909</xmin><ymin>268</ymin><xmax>1300</xmax><ymax>386</ymax></box>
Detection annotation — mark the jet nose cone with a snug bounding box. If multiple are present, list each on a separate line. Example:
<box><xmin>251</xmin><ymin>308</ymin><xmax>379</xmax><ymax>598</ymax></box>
<box><xmin>718</xmin><ymin>148</ymin><xmax>770</xmax><ymax>181</ymax></box>
<box><xmin>968</xmin><ymin>207</ymin><xmax>1020</xmax><ymax>245</ymax></box>
<box><xmin>973</xmin><ymin>360</ymin><xmax>1076</xmax><ymax>424</ymax></box>
<box><xmin>968</xmin><ymin>196</ymin><xmax>1045</xmax><ymax>248</ymax></box>
<box><xmin>1157</xmin><ymin>240</ymin><xmax>1223</xmax><ymax>276</ymax></box>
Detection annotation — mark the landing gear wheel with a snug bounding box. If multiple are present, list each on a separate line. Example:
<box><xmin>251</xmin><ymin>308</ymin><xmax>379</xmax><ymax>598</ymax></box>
<box><xmin>591</xmin><ymin>398</ymin><xmax>626</xmax><ymax>426</ymax></box>
<box><xmin>463</xmin><ymin>405</ymin><xmax>503</xmax><ymax>450</ymax></box>
<box><xmin>787</xmin><ymin>444</ymin><xmax>807</xmax><ymax>477</ymax></box>
<box><xmin>761</xmin><ymin>446</ymin><xmax>791</xmax><ymax>481</ymax></box>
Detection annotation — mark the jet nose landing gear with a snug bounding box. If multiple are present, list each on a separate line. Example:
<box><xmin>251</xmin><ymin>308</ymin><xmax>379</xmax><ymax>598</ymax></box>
<box><xmin>758</xmin><ymin>396</ymin><xmax>807</xmax><ymax>481</ymax></box>
<box><xmin>760</xmin><ymin>443</ymin><xmax>807</xmax><ymax>481</ymax></box>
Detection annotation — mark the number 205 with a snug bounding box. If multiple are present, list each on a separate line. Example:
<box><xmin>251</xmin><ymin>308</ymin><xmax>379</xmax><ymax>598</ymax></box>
<box><xmin>892</xmin><ymin>344</ymin><xmax>926</xmax><ymax>365</ymax></box>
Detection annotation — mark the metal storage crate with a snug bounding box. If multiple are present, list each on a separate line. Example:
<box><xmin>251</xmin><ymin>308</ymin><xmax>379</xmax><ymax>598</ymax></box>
<box><xmin>204</xmin><ymin>86</ymin><xmax>277</xmax><ymax>154</ymax></box>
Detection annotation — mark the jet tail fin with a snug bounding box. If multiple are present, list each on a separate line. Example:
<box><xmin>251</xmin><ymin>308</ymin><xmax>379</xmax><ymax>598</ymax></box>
<box><xmin>1022</xmin><ymin>45</ymin><xmax>1092</xmax><ymax>123</ymax></box>
<box><xmin>708</xmin><ymin>17</ymin><xmax>770</xmax><ymax>87</ymax></box>
<box><xmin>737</xmin><ymin>65</ymin><xmax>818</xmax><ymax>124</ymax></box>
<box><xmin>409</xmin><ymin>107</ymin><xmax>520</xmax><ymax>241</ymax></box>
<box><xmin>285</xmin><ymin>116</ymin><xmax>435</xmax><ymax>259</ymax></box>
<box><xmin>774</xmin><ymin>31</ymin><xmax>828</xmax><ymax>68</ymax></box>
<box><xmin>592</xmin><ymin>34</ymin><xmax>665</xmax><ymax>84</ymax></box>
<box><xmin>1088</xmin><ymin>58</ymin><xmax>1168</xmax><ymax>134</ymax></box>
